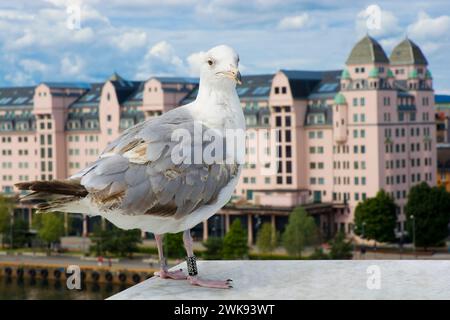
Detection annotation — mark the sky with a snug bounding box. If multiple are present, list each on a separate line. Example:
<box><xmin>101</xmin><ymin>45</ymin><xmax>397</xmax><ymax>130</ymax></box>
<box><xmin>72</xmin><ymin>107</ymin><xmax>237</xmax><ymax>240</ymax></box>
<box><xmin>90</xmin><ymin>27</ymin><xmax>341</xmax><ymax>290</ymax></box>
<box><xmin>0</xmin><ymin>0</ymin><xmax>449</xmax><ymax>93</ymax></box>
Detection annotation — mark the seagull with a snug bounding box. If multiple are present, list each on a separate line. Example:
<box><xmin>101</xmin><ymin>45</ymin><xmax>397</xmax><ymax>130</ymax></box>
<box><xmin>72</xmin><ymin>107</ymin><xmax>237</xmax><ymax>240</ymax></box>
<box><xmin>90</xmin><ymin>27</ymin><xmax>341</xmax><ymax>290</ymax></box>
<box><xmin>16</xmin><ymin>45</ymin><xmax>244</xmax><ymax>289</ymax></box>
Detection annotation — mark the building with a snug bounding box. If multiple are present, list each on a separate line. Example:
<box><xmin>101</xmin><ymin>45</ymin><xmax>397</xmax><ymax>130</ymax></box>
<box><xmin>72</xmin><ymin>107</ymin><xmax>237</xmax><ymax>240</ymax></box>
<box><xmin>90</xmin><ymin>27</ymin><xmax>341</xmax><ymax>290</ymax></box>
<box><xmin>0</xmin><ymin>35</ymin><xmax>437</xmax><ymax>242</ymax></box>
<box><xmin>435</xmin><ymin>95</ymin><xmax>450</xmax><ymax>143</ymax></box>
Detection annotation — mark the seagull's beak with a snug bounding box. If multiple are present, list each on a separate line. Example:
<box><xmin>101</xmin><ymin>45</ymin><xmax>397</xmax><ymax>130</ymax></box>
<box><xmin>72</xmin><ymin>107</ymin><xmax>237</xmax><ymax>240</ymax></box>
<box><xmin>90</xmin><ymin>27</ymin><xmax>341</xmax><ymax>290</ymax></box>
<box><xmin>217</xmin><ymin>67</ymin><xmax>242</xmax><ymax>85</ymax></box>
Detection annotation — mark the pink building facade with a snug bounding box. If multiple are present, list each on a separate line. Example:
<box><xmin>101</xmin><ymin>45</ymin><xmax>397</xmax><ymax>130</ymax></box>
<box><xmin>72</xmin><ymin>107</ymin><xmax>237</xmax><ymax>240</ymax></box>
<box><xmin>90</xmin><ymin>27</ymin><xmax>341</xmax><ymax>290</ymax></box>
<box><xmin>0</xmin><ymin>36</ymin><xmax>436</xmax><ymax>238</ymax></box>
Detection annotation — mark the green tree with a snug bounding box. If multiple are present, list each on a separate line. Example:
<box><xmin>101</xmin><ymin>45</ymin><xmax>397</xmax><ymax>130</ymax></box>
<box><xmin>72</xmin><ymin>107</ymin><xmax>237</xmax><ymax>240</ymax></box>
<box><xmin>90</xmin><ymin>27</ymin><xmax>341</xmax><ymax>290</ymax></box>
<box><xmin>222</xmin><ymin>219</ymin><xmax>248</xmax><ymax>259</ymax></box>
<box><xmin>164</xmin><ymin>232</ymin><xmax>186</xmax><ymax>259</ymax></box>
<box><xmin>329</xmin><ymin>231</ymin><xmax>353</xmax><ymax>259</ymax></box>
<box><xmin>256</xmin><ymin>223</ymin><xmax>278</xmax><ymax>253</ymax></box>
<box><xmin>202</xmin><ymin>237</ymin><xmax>223</xmax><ymax>260</ymax></box>
<box><xmin>2</xmin><ymin>219</ymin><xmax>30</xmax><ymax>249</ymax></box>
<box><xmin>90</xmin><ymin>225</ymin><xmax>142</xmax><ymax>258</ymax></box>
<box><xmin>0</xmin><ymin>196</ymin><xmax>13</xmax><ymax>248</ymax></box>
<box><xmin>282</xmin><ymin>207</ymin><xmax>318</xmax><ymax>258</ymax></box>
<box><xmin>354</xmin><ymin>190</ymin><xmax>397</xmax><ymax>243</ymax></box>
<box><xmin>405</xmin><ymin>182</ymin><xmax>450</xmax><ymax>249</ymax></box>
<box><xmin>37</xmin><ymin>213</ymin><xmax>65</xmax><ymax>253</ymax></box>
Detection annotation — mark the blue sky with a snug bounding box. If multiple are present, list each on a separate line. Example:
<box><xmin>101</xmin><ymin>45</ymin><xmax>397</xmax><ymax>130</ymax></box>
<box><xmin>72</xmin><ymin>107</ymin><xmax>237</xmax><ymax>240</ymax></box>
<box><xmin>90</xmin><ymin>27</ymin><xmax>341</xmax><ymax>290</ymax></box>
<box><xmin>1</xmin><ymin>0</ymin><xmax>449</xmax><ymax>93</ymax></box>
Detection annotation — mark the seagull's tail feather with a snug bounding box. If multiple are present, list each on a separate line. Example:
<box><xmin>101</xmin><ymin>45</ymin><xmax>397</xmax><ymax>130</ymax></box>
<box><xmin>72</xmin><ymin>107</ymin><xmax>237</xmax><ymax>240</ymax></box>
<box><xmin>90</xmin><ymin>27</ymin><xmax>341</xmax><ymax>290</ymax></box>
<box><xmin>15</xmin><ymin>180</ymin><xmax>88</xmax><ymax>213</ymax></box>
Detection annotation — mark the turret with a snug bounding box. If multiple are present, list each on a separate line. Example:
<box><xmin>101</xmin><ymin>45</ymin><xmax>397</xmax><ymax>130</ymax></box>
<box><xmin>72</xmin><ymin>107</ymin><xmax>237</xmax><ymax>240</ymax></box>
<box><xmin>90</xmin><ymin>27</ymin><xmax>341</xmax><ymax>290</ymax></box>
<box><xmin>333</xmin><ymin>93</ymin><xmax>348</xmax><ymax>143</ymax></box>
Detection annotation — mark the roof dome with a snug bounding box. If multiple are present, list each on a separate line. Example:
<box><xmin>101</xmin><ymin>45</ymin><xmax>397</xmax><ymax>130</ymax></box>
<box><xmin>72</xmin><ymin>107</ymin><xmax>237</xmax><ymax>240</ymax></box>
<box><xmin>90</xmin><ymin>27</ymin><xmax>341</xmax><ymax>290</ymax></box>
<box><xmin>387</xmin><ymin>69</ymin><xmax>394</xmax><ymax>78</ymax></box>
<box><xmin>408</xmin><ymin>69</ymin><xmax>418</xmax><ymax>79</ymax></box>
<box><xmin>334</xmin><ymin>93</ymin><xmax>346</xmax><ymax>105</ymax></box>
<box><xmin>390</xmin><ymin>38</ymin><xmax>428</xmax><ymax>66</ymax></box>
<box><xmin>341</xmin><ymin>69</ymin><xmax>350</xmax><ymax>79</ymax></box>
<box><xmin>368</xmin><ymin>67</ymin><xmax>379</xmax><ymax>78</ymax></box>
<box><xmin>346</xmin><ymin>35</ymin><xmax>389</xmax><ymax>65</ymax></box>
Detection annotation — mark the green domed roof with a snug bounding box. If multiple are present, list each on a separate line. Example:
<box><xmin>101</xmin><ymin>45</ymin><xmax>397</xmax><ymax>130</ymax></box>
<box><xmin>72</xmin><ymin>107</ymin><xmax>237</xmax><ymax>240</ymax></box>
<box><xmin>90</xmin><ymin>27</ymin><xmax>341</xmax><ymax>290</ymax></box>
<box><xmin>387</xmin><ymin>69</ymin><xmax>394</xmax><ymax>78</ymax></box>
<box><xmin>390</xmin><ymin>38</ymin><xmax>428</xmax><ymax>66</ymax></box>
<box><xmin>426</xmin><ymin>70</ymin><xmax>432</xmax><ymax>79</ymax></box>
<box><xmin>408</xmin><ymin>69</ymin><xmax>418</xmax><ymax>79</ymax></box>
<box><xmin>346</xmin><ymin>35</ymin><xmax>389</xmax><ymax>65</ymax></box>
<box><xmin>334</xmin><ymin>93</ymin><xmax>346</xmax><ymax>105</ymax></box>
<box><xmin>368</xmin><ymin>67</ymin><xmax>379</xmax><ymax>78</ymax></box>
<box><xmin>341</xmin><ymin>69</ymin><xmax>350</xmax><ymax>79</ymax></box>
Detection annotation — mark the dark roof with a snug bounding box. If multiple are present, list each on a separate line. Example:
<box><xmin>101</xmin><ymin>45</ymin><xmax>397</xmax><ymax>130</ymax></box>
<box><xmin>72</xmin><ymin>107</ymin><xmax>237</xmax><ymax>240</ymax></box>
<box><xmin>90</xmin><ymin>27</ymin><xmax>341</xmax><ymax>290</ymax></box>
<box><xmin>180</xmin><ymin>74</ymin><xmax>274</xmax><ymax>104</ymax></box>
<box><xmin>43</xmin><ymin>82</ymin><xmax>91</xmax><ymax>90</ymax></box>
<box><xmin>70</xmin><ymin>83</ymin><xmax>104</xmax><ymax>108</ymax></box>
<box><xmin>281</xmin><ymin>70</ymin><xmax>341</xmax><ymax>99</ymax></box>
<box><xmin>0</xmin><ymin>87</ymin><xmax>35</xmax><ymax>108</ymax></box>
<box><xmin>308</xmin><ymin>71</ymin><xmax>342</xmax><ymax>100</ymax></box>
<box><xmin>435</xmin><ymin>95</ymin><xmax>450</xmax><ymax>104</ymax></box>
<box><xmin>346</xmin><ymin>35</ymin><xmax>389</xmax><ymax>64</ymax></box>
<box><xmin>152</xmin><ymin>77</ymin><xmax>199</xmax><ymax>84</ymax></box>
<box><xmin>389</xmin><ymin>38</ymin><xmax>428</xmax><ymax>66</ymax></box>
<box><xmin>122</xmin><ymin>82</ymin><xmax>145</xmax><ymax>106</ymax></box>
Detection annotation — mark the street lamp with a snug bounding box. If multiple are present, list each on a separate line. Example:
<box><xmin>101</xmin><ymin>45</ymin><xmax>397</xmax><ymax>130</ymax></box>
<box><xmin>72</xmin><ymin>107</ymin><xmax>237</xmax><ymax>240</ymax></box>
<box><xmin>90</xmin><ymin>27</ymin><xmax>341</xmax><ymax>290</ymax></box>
<box><xmin>395</xmin><ymin>227</ymin><xmax>408</xmax><ymax>259</ymax></box>
<box><xmin>410</xmin><ymin>215</ymin><xmax>416</xmax><ymax>257</ymax></box>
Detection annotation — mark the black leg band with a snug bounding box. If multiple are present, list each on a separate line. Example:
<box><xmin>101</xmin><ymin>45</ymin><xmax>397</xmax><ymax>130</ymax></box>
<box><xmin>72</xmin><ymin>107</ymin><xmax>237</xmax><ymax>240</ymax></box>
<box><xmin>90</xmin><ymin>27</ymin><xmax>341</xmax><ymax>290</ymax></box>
<box><xmin>186</xmin><ymin>255</ymin><xmax>198</xmax><ymax>276</ymax></box>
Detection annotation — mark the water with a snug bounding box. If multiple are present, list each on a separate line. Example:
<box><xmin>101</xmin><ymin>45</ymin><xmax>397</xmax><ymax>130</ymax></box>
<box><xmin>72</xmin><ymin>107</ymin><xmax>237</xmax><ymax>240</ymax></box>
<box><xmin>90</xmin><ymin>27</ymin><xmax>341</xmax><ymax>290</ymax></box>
<box><xmin>0</xmin><ymin>277</ymin><xmax>130</xmax><ymax>300</ymax></box>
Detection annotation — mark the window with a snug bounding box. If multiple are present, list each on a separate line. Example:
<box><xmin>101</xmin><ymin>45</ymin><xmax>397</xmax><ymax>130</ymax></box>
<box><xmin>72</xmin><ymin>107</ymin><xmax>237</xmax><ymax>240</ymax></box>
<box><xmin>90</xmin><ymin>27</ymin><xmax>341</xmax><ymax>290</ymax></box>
<box><xmin>47</xmin><ymin>135</ymin><xmax>52</xmax><ymax>144</ymax></box>
<box><xmin>285</xmin><ymin>130</ymin><xmax>291</xmax><ymax>142</ymax></box>
<box><xmin>353</xmin><ymin>98</ymin><xmax>358</xmax><ymax>107</ymax></box>
<box><xmin>274</xmin><ymin>87</ymin><xmax>280</xmax><ymax>94</ymax></box>
<box><xmin>285</xmin><ymin>116</ymin><xmax>291</xmax><ymax>126</ymax></box>
<box><xmin>281</xmin><ymin>87</ymin><xmax>287</xmax><ymax>94</ymax></box>
<box><xmin>360</xmin><ymin>97</ymin><xmax>365</xmax><ymax>106</ymax></box>
<box><xmin>107</xmin><ymin>115</ymin><xmax>112</xmax><ymax>122</ymax></box>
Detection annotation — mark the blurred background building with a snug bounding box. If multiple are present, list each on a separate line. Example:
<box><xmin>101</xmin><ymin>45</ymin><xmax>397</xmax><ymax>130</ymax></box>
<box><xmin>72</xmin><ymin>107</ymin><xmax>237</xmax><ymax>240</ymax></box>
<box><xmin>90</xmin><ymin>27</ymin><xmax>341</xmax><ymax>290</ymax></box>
<box><xmin>0</xmin><ymin>36</ymin><xmax>439</xmax><ymax>243</ymax></box>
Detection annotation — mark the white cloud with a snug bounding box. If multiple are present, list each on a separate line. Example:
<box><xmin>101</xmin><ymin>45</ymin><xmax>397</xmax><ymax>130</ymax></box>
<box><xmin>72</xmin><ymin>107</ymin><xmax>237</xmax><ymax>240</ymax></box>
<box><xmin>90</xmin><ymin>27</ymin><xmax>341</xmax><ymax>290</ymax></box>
<box><xmin>0</xmin><ymin>9</ymin><xmax>35</xmax><ymax>20</ymax></box>
<box><xmin>278</xmin><ymin>13</ymin><xmax>310</xmax><ymax>30</ymax></box>
<box><xmin>147</xmin><ymin>40</ymin><xmax>183</xmax><ymax>67</ymax></box>
<box><xmin>407</xmin><ymin>12</ymin><xmax>450</xmax><ymax>40</ymax></box>
<box><xmin>5</xmin><ymin>71</ymin><xmax>33</xmax><ymax>86</ymax></box>
<box><xmin>60</xmin><ymin>54</ymin><xmax>85</xmax><ymax>76</ymax></box>
<box><xmin>135</xmin><ymin>41</ymin><xmax>186</xmax><ymax>79</ymax></box>
<box><xmin>19</xmin><ymin>59</ymin><xmax>48</xmax><ymax>74</ymax></box>
<box><xmin>186</xmin><ymin>51</ymin><xmax>206</xmax><ymax>76</ymax></box>
<box><xmin>356</xmin><ymin>9</ymin><xmax>400</xmax><ymax>38</ymax></box>
<box><xmin>113</xmin><ymin>30</ymin><xmax>147</xmax><ymax>52</ymax></box>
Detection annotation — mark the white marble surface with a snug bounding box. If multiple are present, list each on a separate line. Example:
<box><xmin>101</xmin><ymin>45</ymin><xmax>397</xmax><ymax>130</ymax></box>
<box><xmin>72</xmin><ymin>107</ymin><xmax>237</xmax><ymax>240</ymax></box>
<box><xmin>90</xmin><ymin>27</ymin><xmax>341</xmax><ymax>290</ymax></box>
<box><xmin>108</xmin><ymin>260</ymin><xmax>450</xmax><ymax>300</ymax></box>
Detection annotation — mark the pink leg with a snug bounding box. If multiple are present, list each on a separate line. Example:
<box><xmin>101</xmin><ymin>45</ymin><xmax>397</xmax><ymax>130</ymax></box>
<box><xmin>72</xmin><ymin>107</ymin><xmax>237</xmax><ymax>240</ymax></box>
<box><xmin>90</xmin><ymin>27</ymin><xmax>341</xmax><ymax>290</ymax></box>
<box><xmin>183</xmin><ymin>230</ymin><xmax>232</xmax><ymax>289</ymax></box>
<box><xmin>153</xmin><ymin>233</ymin><xmax>187</xmax><ymax>280</ymax></box>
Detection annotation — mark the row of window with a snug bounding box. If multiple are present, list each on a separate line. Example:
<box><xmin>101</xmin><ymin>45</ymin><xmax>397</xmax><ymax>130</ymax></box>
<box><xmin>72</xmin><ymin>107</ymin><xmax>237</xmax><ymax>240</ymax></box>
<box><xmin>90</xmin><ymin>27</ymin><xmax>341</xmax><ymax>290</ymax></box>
<box><xmin>40</xmin><ymin>161</ymin><xmax>53</xmax><ymax>172</ymax></box>
<box><xmin>333</xmin><ymin>176</ymin><xmax>367</xmax><ymax>186</ymax></box>
<box><xmin>333</xmin><ymin>161</ymin><xmax>366</xmax><ymax>170</ymax></box>
<box><xmin>333</xmin><ymin>192</ymin><xmax>368</xmax><ymax>202</ymax></box>
<box><xmin>310</xmin><ymin>177</ymin><xmax>325</xmax><ymax>185</ymax></box>
<box><xmin>384</xmin><ymin>126</ymin><xmax>431</xmax><ymax>138</ymax></box>
<box><xmin>308</xmin><ymin>131</ymin><xmax>324</xmax><ymax>139</ymax></box>
<box><xmin>386</xmin><ymin>172</ymin><xmax>433</xmax><ymax>185</ymax></box>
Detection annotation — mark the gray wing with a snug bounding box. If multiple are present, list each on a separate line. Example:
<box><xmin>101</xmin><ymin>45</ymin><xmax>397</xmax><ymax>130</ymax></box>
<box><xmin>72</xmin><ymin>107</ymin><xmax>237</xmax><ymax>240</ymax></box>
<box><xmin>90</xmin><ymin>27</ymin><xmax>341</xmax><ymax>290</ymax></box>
<box><xmin>77</xmin><ymin>107</ymin><xmax>239</xmax><ymax>219</ymax></box>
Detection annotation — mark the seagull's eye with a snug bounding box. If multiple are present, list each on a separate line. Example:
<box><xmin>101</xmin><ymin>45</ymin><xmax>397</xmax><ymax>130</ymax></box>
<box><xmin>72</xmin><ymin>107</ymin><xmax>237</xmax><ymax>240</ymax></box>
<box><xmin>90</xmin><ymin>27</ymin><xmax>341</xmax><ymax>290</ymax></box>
<box><xmin>207</xmin><ymin>58</ymin><xmax>214</xmax><ymax>66</ymax></box>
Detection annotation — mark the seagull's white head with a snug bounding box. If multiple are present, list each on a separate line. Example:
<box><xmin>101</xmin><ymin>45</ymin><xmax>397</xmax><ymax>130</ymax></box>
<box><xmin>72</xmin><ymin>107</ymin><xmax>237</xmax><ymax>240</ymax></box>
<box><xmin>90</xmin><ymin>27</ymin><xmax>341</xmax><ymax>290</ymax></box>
<box><xmin>199</xmin><ymin>45</ymin><xmax>241</xmax><ymax>89</ymax></box>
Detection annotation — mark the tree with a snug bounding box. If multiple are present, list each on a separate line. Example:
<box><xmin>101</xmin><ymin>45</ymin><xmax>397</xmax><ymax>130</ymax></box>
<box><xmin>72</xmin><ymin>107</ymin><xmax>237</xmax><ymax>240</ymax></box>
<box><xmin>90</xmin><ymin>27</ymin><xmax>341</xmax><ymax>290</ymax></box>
<box><xmin>256</xmin><ymin>223</ymin><xmax>278</xmax><ymax>253</ymax></box>
<box><xmin>90</xmin><ymin>225</ymin><xmax>142</xmax><ymax>258</ymax></box>
<box><xmin>0</xmin><ymin>196</ymin><xmax>13</xmax><ymax>248</ymax></box>
<box><xmin>202</xmin><ymin>237</ymin><xmax>223</xmax><ymax>260</ymax></box>
<box><xmin>354</xmin><ymin>190</ymin><xmax>397</xmax><ymax>243</ymax></box>
<box><xmin>282</xmin><ymin>207</ymin><xmax>318</xmax><ymax>257</ymax></box>
<box><xmin>222</xmin><ymin>219</ymin><xmax>248</xmax><ymax>259</ymax></box>
<box><xmin>329</xmin><ymin>231</ymin><xmax>353</xmax><ymax>259</ymax></box>
<box><xmin>405</xmin><ymin>182</ymin><xmax>450</xmax><ymax>249</ymax></box>
<box><xmin>37</xmin><ymin>213</ymin><xmax>65</xmax><ymax>253</ymax></box>
<box><xmin>164</xmin><ymin>232</ymin><xmax>186</xmax><ymax>259</ymax></box>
